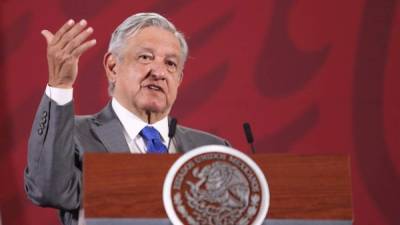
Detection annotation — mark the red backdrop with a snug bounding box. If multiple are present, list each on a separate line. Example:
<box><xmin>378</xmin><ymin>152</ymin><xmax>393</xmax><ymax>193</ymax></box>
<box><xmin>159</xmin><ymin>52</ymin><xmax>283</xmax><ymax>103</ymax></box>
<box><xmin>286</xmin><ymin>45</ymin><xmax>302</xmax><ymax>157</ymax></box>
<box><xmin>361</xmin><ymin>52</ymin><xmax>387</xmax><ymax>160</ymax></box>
<box><xmin>1</xmin><ymin>0</ymin><xmax>399</xmax><ymax>224</ymax></box>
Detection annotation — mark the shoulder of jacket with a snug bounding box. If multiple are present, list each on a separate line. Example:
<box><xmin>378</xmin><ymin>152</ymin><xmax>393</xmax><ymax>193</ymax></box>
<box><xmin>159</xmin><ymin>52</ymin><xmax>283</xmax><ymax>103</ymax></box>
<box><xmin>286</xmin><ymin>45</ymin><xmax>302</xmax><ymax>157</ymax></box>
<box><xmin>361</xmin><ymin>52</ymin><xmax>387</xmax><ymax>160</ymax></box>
<box><xmin>177</xmin><ymin>125</ymin><xmax>225</xmax><ymax>141</ymax></box>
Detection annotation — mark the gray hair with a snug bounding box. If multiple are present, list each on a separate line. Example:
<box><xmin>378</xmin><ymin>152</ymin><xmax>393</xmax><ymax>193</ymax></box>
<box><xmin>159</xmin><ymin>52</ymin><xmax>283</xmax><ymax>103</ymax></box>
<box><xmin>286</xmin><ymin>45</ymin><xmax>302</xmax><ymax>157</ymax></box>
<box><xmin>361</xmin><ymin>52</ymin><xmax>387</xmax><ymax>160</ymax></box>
<box><xmin>107</xmin><ymin>12</ymin><xmax>188</xmax><ymax>95</ymax></box>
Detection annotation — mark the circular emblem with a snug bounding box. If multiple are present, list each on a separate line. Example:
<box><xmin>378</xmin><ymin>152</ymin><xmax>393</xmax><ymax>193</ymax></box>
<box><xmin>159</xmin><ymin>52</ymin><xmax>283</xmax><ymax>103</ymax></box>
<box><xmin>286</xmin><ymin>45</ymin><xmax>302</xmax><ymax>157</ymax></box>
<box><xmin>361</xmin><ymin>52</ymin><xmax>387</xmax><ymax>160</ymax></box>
<box><xmin>163</xmin><ymin>145</ymin><xmax>269</xmax><ymax>225</ymax></box>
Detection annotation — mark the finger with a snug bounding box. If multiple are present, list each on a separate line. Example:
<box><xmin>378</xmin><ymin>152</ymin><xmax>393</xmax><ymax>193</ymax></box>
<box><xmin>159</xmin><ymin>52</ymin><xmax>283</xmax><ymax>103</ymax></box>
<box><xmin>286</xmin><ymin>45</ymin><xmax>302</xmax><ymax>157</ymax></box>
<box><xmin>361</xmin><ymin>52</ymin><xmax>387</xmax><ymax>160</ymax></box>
<box><xmin>58</xmin><ymin>19</ymin><xmax>88</xmax><ymax>49</ymax></box>
<box><xmin>64</xmin><ymin>26</ymin><xmax>94</xmax><ymax>53</ymax></box>
<box><xmin>41</xmin><ymin>30</ymin><xmax>54</xmax><ymax>45</ymax></box>
<box><xmin>72</xmin><ymin>39</ymin><xmax>97</xmax><ymax>57</ymax></box>
<box><xmin>52</xmin><ymin>19</ymin><xmax>75</xmax><ymax>45</ymax></box>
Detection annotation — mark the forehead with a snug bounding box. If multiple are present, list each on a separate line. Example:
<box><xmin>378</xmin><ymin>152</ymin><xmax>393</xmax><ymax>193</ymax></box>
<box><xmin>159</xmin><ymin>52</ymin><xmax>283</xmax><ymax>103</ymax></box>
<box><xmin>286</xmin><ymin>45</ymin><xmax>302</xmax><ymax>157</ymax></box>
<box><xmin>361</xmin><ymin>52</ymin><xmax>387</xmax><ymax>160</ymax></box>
<box><xmin>124</xmin><ymin>26</ymin><xmax>181</xmax><ymax>56</ymax></box>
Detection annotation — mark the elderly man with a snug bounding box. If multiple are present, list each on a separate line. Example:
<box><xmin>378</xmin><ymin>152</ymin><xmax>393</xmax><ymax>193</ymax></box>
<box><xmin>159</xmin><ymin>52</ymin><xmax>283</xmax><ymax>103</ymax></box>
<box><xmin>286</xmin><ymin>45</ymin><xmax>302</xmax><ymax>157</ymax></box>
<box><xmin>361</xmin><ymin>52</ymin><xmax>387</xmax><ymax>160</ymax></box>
<box><xmin>24</xmin><ymin>13</ymin><xmax>229</xmax><ymax>225</ymax></box>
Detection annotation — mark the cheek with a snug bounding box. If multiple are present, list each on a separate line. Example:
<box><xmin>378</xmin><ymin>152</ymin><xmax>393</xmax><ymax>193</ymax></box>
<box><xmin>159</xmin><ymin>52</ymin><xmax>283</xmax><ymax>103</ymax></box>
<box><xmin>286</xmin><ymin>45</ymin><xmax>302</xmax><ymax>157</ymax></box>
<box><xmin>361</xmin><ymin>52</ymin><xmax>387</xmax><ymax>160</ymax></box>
<box><xmin>119</xmin><ymin>68</ymin><xmax>143</xmax><ymax>87</ymax></box>
<box><xmin>168</xmin><ymin>81</ymin><xmax>180</xmax><ymax>99</ymax></box>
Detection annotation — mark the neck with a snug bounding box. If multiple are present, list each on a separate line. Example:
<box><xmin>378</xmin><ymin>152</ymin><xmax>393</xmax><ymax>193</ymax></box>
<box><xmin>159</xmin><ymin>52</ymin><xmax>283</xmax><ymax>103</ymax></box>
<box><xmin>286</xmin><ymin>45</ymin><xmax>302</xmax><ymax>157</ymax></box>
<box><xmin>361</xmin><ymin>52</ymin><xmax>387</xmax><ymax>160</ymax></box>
<box><xmin>145</xmin><ymin>111</ymin><xmax>164</xmax><ymax>124</ymax></box>
<box><xmin>112</xmin><ymin>96</ymin><xmax>168</xmax><ymax>124</ymax></box>
<box><xmin>130</xmin><ymin>107</ymin><xmax>166</xmax><ymax>124</ymax></box>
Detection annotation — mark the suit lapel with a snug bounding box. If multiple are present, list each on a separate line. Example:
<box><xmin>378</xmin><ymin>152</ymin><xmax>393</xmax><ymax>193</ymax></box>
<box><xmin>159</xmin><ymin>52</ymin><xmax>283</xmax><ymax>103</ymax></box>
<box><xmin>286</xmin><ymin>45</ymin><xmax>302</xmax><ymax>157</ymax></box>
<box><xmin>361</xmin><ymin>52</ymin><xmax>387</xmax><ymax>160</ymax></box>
<box><xmin>90</xmin><ymin>102</ymin><xmax>130</xmax><ymax>153</ymax></box>
<box><xmin>174</xmin><ymin>125</ymin><xmax>193</xmax><ymax>153</ymax></box>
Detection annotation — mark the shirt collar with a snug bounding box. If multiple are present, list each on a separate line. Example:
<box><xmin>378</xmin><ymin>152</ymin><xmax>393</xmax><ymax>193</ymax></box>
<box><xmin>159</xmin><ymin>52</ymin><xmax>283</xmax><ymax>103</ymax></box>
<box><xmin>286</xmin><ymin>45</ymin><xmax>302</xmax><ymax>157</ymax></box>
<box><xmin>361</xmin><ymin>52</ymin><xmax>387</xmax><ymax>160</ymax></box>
<box><xmin>111</xmin><ymin>98</ymin><xmax>169</xmax><ymax>142</ymax></box>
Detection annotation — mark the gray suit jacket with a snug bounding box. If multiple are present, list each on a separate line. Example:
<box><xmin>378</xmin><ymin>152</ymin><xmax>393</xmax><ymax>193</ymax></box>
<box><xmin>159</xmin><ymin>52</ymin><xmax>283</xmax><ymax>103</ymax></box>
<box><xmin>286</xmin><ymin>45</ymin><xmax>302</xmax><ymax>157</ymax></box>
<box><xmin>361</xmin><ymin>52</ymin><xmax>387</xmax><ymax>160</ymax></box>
<box><xmin>24</xmin><ymin>94</ymin><xmax>229</xmax><ymax>225</ymax></box>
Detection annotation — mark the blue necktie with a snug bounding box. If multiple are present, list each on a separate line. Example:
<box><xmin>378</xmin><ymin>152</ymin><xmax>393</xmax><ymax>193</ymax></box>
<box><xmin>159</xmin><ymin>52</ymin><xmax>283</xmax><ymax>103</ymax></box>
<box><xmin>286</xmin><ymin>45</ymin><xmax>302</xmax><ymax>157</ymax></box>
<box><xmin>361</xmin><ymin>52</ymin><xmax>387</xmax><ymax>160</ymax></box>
<box><xmin>139</xmin><ymin>126</ymin><xmax>168</xmax><ymax>153</ymax></box>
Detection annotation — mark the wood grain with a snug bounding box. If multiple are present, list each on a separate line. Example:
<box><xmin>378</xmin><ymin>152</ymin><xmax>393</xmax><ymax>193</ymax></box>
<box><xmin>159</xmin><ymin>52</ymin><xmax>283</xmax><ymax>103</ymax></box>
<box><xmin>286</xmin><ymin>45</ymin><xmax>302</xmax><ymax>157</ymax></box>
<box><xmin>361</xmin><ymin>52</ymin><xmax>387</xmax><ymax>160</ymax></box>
<box><xmin>83</xmin><ymin>153</ymin><xmax>352</xmax><ymax>220</ymax></box>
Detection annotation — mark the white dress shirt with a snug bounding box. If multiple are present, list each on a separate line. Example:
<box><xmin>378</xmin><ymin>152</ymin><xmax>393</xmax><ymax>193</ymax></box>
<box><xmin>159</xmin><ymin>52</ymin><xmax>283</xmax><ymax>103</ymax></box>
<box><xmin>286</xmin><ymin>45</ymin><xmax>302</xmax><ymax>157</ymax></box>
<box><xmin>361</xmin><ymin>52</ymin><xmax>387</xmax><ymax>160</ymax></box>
<box><xmin>111</xmin><ymin>98</ymin><xmax>170</xmax><ymax>153</ymax></box>
<box><xmin>45</xmin><ymin>85</ymin><xmax>174</xmax><ymax>153</ymax></box>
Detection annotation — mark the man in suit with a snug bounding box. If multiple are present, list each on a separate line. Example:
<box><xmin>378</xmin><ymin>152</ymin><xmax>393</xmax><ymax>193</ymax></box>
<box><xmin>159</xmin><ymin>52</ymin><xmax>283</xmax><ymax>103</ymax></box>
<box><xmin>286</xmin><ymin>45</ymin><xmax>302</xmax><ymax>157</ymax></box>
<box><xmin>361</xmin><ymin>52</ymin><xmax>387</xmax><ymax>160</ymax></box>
<box><xmin>24</xmin><ymin>13</ymin><xmax>229</xmax><ymax>225</ymax></box>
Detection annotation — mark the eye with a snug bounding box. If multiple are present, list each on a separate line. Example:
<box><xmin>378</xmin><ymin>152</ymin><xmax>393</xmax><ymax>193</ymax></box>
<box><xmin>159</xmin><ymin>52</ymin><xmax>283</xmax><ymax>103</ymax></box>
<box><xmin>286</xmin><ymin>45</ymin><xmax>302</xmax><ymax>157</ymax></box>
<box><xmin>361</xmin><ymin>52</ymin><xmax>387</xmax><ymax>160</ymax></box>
<box><xmin>137</xmin><ymin>54</ymin><xmax>153</xmax><ymax>63</ymax></box>
<box><xmin>166</xmin><ymin>60</ymin><xmax>178</xmax><ymax>72</ymax></box>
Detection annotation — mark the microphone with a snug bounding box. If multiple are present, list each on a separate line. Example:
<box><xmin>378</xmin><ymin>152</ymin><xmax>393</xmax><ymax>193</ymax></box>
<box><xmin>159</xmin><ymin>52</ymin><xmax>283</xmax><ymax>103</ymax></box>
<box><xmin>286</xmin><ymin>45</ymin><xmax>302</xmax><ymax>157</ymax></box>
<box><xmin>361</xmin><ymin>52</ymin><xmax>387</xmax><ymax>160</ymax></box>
<box><xmin>243</xmin><ymin>122</ymin><xmax>256</xmax><ymax>154</ymax></box>
<box><xmin>167</xmin><ymin>118</ymin><xmax>178</xmax><ymax>152</ymax></box>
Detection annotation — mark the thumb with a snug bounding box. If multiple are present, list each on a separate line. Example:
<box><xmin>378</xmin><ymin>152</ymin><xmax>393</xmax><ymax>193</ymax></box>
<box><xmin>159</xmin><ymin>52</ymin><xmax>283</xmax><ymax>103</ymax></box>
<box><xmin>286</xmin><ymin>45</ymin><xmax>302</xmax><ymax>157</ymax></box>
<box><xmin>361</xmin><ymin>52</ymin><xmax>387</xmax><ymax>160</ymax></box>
<box><xmin>41</xmin><ymin>30</ymin><xmax>54</xmax><ymax>44</ymax></box>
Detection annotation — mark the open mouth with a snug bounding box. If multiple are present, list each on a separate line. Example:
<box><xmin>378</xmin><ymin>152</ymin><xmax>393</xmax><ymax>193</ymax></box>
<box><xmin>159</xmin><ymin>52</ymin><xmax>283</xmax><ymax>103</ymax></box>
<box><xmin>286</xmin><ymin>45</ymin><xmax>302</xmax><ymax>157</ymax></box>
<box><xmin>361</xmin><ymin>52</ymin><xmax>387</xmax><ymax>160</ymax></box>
<box><xmin>145</xmin><ymin>84</ymin><xmax>163</xmax><ymax>92</ymax></box>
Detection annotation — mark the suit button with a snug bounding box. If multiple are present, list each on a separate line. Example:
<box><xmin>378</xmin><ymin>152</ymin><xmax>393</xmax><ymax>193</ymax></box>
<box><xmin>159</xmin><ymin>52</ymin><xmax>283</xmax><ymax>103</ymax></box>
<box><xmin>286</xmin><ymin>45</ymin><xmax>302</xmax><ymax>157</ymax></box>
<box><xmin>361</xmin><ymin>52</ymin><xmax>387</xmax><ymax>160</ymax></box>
<box><xmin>41</xmin><ymin>117</ymin><xmax>47</xmax><ymax>124</ymax></box>
<box><xmin>42</xmin><ymin>111</ymin><xmax>48</xmax><ymax>118</ymax></box>
<box><xmin>37</xmin><ymin>128</ymin><xmax>43</xmax><ymax>135</ymax></box>
<box><xmin>39</xmin><ymin>123</ymin><xmax>45</xmax><ymax>129</ymax></box>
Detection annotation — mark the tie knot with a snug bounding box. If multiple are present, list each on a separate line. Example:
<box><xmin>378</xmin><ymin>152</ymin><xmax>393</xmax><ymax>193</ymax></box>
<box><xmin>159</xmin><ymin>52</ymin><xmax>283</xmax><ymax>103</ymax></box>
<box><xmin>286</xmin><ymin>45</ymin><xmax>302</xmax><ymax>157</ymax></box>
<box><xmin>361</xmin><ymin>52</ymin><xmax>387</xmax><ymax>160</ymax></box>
<box><xmin>139</xmin><ymin>126</ymin><xmax>168</xmax><ymax>153</ymax></box>
<box><xmin>140</xmin><ymin>126</ymin><xmax>162</xmax><ymax>141</ymax></box>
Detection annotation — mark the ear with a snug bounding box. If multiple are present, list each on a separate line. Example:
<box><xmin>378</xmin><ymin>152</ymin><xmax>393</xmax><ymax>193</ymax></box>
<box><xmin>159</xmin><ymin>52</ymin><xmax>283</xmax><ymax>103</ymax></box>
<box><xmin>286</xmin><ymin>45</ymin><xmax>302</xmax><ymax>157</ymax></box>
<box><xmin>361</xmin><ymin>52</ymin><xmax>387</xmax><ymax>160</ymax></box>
<box><xmin>103</xmin><ymin>52</ymin><xmax>117</xmax><ymax>82</ymax></box>
<box><xmin>177</xmin><ymin>72</ymin><xmax>184</xmax><ymax>86</ymax></box>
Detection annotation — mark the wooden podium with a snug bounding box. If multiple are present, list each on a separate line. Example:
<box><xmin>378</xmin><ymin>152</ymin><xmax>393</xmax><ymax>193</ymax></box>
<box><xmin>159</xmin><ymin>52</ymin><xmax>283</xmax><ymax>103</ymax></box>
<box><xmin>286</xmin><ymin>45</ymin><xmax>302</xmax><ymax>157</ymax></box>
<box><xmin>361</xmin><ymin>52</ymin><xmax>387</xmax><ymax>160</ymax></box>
<box><xmin>83</xmin><ymin>153</ymin><xmax>352</xmax><ymax>225</ymax></box>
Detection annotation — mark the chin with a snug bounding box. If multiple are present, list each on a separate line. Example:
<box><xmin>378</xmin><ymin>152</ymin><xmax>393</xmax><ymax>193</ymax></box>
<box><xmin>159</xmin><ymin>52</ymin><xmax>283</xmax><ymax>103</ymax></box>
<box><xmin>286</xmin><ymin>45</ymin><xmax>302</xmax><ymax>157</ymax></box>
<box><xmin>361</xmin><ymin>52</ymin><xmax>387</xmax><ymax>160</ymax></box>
<box><xmin>142</xmin><ymin>102</ymin><xmax>168</xmax><ymax>114</ymax></box>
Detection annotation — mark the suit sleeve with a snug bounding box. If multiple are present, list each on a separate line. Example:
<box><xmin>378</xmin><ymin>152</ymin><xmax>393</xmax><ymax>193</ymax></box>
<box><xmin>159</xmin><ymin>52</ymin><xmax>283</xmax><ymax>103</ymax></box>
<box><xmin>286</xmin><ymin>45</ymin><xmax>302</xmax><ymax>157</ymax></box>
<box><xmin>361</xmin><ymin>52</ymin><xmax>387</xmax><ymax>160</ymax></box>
<box><xmin>24</xmin><ymin>94</ymin><xmax>81</xmax><ymax>210</ymax></box>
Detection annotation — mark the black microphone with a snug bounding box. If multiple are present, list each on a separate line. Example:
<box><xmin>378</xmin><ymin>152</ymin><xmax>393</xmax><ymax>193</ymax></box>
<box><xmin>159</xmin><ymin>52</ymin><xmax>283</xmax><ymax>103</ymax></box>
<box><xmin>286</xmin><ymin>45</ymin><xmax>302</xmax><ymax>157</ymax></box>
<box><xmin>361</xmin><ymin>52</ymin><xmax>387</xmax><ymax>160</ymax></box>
<box><xmin>243</xmin><ymin>122</ymin><xmax>256</xmax><ymax>154</ymax></box>
<box><xmin>167</xmin><ymin>118</ymin><xmax>178</xmax><ymax>152</ymax></box>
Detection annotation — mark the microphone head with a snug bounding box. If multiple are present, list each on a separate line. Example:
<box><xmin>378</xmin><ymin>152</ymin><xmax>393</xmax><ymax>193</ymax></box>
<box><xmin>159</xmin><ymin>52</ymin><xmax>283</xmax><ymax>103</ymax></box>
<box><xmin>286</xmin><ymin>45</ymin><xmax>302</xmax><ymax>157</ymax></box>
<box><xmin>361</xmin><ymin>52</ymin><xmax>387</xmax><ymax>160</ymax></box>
<box><xmin>243</xmin><ymin>122</ymin><xmax>254</xmax><ymax>143</ymax></box>
<box><xmin>169</xmin><ymin>118</ymin><xmax>178</xmax><ymax>138</ymax></box>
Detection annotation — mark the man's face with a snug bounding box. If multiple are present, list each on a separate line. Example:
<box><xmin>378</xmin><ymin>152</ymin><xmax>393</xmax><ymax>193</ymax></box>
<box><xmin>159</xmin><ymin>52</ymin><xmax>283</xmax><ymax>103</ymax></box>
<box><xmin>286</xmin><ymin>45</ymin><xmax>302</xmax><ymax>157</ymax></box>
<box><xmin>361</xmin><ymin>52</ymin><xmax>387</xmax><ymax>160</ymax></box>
<box><xmin>108</xmin><ymin>26</ymin><xmax>183</xmax><ymax>120</ymax></box>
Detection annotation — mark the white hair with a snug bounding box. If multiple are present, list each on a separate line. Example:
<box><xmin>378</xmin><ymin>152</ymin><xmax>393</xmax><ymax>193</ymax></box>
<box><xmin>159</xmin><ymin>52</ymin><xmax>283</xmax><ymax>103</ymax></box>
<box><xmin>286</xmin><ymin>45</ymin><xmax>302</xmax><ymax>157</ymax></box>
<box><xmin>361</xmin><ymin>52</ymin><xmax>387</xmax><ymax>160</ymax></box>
<box><xmin>108</xmin><ymin>12</ymin><xmax>188</xmax><ymax>62</ymax></box>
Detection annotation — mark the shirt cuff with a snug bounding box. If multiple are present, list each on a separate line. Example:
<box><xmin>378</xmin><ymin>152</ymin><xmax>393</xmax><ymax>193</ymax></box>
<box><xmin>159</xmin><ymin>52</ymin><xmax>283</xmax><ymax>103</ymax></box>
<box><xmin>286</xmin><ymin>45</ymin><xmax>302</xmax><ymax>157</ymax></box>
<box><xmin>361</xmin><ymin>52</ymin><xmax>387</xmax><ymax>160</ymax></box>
<box><xmin>45</xmin><ymin>85</ymin><xmax>73</xmax><ymax>105</ymax></box>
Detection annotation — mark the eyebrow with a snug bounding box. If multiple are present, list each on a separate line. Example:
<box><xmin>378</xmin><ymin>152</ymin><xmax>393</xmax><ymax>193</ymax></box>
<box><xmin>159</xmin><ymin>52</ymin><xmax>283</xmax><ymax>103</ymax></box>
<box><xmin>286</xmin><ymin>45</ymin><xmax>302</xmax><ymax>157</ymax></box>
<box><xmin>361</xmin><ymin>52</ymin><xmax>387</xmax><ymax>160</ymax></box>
<box><xmin>136</xmin><ymin>47</ymin><xmax>180</xmax><ymax>62</ymax></box>
<box><xmin>165</xmin><ymin>54</ymin><xmax>179</xmax><ymax>61</ymax></box>
<box><xmin>136</xmin><ymin>47</ymin><xmax>154</xmax><ymax>54</ymax></box>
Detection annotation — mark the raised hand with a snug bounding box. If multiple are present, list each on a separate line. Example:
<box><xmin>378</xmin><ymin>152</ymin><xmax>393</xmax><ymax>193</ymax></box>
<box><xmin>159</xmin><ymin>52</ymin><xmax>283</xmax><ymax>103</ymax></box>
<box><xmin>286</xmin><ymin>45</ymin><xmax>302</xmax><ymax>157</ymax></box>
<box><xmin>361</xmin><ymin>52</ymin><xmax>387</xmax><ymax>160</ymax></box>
<box><xmin>41</xmin><ymin>19</ymin><xmax>96</xmax><ymax>88</ymax></box>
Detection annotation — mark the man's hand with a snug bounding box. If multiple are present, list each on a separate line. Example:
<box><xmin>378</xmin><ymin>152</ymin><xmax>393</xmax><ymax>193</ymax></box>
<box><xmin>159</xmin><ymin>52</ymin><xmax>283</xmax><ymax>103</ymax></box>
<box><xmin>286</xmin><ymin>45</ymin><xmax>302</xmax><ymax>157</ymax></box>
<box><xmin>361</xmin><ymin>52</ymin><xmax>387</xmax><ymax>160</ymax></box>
<box><xmin>41</xmin><ymin>19</ymin><xmax>96</xmax><ymax>88</ymax></box>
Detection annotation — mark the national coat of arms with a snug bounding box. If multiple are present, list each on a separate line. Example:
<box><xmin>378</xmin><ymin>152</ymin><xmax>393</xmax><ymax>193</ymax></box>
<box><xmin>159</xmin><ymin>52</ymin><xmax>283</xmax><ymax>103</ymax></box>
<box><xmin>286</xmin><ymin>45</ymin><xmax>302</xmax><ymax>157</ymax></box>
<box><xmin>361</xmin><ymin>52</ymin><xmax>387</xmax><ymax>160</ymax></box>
<box><xmin>163</xmin><ymin>145</ymin><xmax>269</xmax><ymax>225</ymax></box>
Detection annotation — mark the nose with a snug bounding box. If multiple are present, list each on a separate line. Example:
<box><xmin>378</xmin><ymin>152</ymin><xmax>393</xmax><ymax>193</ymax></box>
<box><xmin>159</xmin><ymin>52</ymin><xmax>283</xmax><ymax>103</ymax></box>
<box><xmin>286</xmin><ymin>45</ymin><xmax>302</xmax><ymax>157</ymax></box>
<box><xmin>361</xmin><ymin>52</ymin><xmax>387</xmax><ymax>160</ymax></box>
<box><xmin>149</xmin><ymin>60</ymin><xmax>167</xmax><ymax>80</ymax></box>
